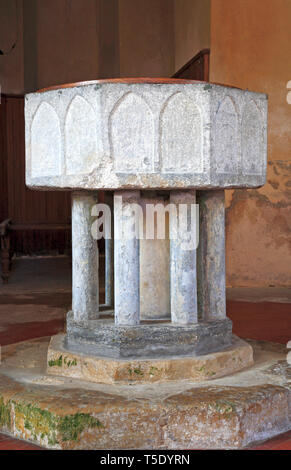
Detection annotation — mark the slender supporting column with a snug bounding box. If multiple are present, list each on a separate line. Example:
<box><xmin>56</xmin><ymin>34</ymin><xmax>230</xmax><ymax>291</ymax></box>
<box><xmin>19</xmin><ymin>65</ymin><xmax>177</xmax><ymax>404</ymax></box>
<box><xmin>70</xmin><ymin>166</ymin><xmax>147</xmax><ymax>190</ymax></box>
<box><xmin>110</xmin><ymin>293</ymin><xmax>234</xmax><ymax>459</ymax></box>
<box><xmin>140</xmin><ymin>192</ymin><xmax>170</xmax><ymax>320</ymax></box>
<box><xmin>104</xmin><ymin>192</ymin><xmax>114</xmax><ymax>308</ymax></box>
<box><xmin>170</xmin><ymin>190</ymin><xmax>198</xmax><ymax>324</ymax></box>
<box><xmin>72</xmin><ymin>191</ymin><xmax>99</xmax><ymax>322</ymax></box>
<box><xmin>114</xmin><ymin>190</ymin><xmax>141</xmax><ymax>325</ymax></box>
<box><xmin>197</xmin><ymin>190</ymin><xmax>226</xmax><ymax>320</ymax></box>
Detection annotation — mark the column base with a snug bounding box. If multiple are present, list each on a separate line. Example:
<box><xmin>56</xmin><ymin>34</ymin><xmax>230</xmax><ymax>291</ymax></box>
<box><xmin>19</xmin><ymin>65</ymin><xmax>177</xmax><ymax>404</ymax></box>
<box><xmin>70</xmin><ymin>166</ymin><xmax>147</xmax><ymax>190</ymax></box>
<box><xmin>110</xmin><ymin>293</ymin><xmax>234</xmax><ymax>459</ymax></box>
<box><xmin>47</xmin><ymin>332</ymin><xmax>253</xmax><ymax>384</ymax></box>
<box><xmin>2</xmin><ymin>336</ymin><xmax>289</xmax><ymax>449</ymax></box>
<box><xmin>66</xmin><ymin>311</ymin><xmax>232</xmax><ymax>359</ymax></box>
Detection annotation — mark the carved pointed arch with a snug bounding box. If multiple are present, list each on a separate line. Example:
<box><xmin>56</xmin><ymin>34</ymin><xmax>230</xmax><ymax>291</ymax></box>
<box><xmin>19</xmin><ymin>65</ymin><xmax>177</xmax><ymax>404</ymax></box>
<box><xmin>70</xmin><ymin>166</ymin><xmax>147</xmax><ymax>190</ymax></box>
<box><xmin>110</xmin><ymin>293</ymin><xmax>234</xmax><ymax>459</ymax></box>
<box><xmin>65</xmin><ymin>95</ymin><xmax>97</xmax><ymax>175</ymax></box>
<box><xmin>160</xmin><ymin>92</ymin><xmax>203</xmax><ymax>173</ymax></box>
<box><xmin>31</xmin><ymin>102</ymin><xmax>62</xmax><ymax>177</ymax></box>
<box><xmin>214</xmin><ymin>96</ymin><xmax>238</xmax><ymax>174</ymax></box>
<box><xmin>241</xmin><ymin>100</ymin><xmax>263</xmax><ymax>175</ymax></box>
<box><xmin>109</xmin><ymin>92</ymin><xmax>154</xmax><ymax>173</ymax></box>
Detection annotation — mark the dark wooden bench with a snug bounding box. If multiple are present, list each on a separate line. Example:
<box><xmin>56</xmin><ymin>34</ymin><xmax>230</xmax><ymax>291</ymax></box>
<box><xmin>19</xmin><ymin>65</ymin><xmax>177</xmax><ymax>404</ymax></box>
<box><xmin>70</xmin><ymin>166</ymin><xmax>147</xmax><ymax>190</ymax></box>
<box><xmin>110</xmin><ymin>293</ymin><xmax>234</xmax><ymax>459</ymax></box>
<box><xmin>0</xmin><ymin>219</ymin><xmax>71</xmax><ymax>283</ymax></box>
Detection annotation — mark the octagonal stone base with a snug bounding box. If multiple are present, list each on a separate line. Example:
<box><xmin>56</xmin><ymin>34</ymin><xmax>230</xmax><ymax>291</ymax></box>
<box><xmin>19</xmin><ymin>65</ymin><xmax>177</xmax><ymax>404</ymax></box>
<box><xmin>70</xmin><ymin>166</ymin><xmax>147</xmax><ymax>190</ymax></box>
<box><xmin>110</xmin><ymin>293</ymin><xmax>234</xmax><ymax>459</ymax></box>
<box><xmin>47</xmin><ymin>333</ymin><xmax>253</xmax><ymax>384</ymax></box>
<box><xmin>66</xmin><ymin>312</ymin><xmax>232</xmax><ymax>359</ymax></box>
<box><xmin>0</xmin><ymin>337</ymin><xmax>290</xmax><ymax>449</ymax></box>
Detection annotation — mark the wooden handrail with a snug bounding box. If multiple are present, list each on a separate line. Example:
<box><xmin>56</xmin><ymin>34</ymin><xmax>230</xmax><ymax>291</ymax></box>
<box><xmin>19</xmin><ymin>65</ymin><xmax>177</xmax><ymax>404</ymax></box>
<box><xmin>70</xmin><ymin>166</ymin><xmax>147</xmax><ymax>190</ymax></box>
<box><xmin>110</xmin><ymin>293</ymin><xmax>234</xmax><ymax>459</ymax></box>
<box><xmin>172</xmin><ymin>48</ymin><xmax>210</xmax><ymax>81</ymax></box>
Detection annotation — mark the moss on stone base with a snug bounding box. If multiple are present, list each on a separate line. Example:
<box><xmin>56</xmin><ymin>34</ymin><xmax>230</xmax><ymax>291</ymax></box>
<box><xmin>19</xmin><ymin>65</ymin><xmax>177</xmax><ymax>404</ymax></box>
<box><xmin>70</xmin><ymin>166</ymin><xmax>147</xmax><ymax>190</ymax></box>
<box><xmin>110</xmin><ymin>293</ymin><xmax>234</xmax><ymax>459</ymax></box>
<box><xmin>58</xmin><ymin>414</ymin><xmax>103</xmax><ymax>441</ymax></box>
<box><xmin>0</xmin><ymin>395</ymin><xmax>103</xmax><ymax>445</ymax></box>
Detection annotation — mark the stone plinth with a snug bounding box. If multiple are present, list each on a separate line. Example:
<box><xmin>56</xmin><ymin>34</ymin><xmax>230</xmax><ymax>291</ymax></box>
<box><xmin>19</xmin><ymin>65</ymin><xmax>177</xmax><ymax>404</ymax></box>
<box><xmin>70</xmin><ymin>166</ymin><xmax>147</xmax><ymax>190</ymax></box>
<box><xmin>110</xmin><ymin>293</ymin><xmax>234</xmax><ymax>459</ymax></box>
<box><xmin>48</xmin><ymin>333</ymin><xmax>253</xmax><ymax>384</ymax></box>
<box><xmin>65</xmin><ymin>312</ymin><xmax>232</xmax><ymax>359</ymax></box>
<box><xmin>24</xmin><ymin>78</ymin><xmax>268</xmax><ymax>375</ymax></box>
<box><xmin>0</xmin><ymin>337</ymin><xmax>289</xmax><ymax>449</ymax></box>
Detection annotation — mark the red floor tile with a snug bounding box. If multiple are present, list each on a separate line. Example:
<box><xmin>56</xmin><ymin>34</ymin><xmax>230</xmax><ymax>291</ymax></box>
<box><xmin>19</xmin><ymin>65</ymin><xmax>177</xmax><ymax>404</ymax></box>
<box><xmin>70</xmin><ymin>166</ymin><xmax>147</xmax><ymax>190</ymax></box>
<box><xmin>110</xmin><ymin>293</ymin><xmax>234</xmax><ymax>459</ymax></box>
<box><xmin>271</xmin><ymin>441</ymin><xmax>291</xmax><ymax>450</ymax></box>
<box><xmin>227</xmin><ymin>300</ymin><xmax>291</xmax><ymax>344</ymax></box>
<box><xmin>251</xmin><ymin>431</ymin><xmax>291</xmax><ymax>450</ymax></box>
<box><xmin>0</xmin><ymin>319</ymin><xmax>65</xmax><ymax>346</ymax></box>
<box><xmin>0</xmin><ymin>436</ymin><xmax>42</xmax><ymax>450</ymax></box>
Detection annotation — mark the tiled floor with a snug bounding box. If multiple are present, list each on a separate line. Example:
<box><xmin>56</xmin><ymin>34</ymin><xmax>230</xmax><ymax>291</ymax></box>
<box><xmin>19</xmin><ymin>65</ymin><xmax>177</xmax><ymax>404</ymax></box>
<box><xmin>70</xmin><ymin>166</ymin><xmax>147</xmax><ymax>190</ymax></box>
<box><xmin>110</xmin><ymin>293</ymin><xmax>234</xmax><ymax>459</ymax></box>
<box><xmin>0</xmin><ymin>432</ymin><xmax>42</xmax><ymax>449</ymax></box>
<box><xmin>0</xmin><ymin>257</ymin><xmax>290</xmax><ymax>450</ymax></box>
<box><xmin>249</xmin><ymin>430</ymin><xmax>291</xmax><ymax>450</ymax></box>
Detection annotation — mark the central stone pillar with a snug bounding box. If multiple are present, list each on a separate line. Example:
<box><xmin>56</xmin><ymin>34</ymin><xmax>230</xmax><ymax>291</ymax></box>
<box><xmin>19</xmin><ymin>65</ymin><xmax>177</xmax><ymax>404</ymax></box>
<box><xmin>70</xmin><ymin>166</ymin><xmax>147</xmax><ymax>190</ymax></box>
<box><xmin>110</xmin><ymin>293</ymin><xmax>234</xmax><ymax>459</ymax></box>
<box><xmin>104</xmin><ymin>192</ymin><xmax>114</xmax><ymax>309</ymax></box>
<box><xmin>114</xmin><ymin>190</ymin><xmax>141</xmax><ymax>326</ymax></box>
<box><xmin>140</xmin><ymin>191</ymin><xmax>170</xmax><ymax>320</ymax></box>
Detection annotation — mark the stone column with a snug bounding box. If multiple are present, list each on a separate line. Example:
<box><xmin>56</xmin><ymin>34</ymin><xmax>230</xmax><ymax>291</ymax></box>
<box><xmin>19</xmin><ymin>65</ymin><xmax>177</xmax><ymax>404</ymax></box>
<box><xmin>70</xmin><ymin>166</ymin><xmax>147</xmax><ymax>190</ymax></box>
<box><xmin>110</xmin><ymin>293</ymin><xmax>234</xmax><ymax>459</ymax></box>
<box><xmin>140</xmin><ymin>192</ymin><xmax>170</xmax><ymax>320</ymax></box>
<box><xmin>114</xmin><ymin>191</ymin><xmax>141</xmax><ymax>325</ymax></box>
<box><xmin>72</xmin><ymin>191</ymin><xmax>99</xmax><ymax>322</ymax></box>
<box><xmin>104</xmin><ymin>192</ymin><xmax>114</xmax><ymax>308</ymax></box>
<box><xmin>170</xmin><ymin>190</ymin><xmax>198</xmax><ymax>324</ymax></box>
<box><xmin>197</xmin><ymin>190</ymin><xmax>226</xmax><ymax>321</ymax></box>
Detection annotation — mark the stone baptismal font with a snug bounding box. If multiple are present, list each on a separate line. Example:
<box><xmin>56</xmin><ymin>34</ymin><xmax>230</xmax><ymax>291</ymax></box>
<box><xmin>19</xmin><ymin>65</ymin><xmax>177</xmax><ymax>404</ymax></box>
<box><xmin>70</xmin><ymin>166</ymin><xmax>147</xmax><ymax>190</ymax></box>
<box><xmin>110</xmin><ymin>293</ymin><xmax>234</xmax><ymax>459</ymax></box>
<box><xmin>1</xmin><ymin>78</ymin><xmax>287</xmax><ymax>449</ymax></box>
<box><xmin>25</xmin><ymin>78</ymin><xmax>268</xmax><ymax>383</ymax></box>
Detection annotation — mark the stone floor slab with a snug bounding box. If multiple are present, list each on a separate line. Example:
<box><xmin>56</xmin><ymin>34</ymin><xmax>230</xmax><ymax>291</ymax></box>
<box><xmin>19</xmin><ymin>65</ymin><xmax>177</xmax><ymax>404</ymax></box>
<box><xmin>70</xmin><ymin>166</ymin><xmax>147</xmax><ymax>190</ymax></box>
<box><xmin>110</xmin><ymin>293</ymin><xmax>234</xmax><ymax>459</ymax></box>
<box><xmin>0</xmin><ymin>336</ymin><xmax>290</xmax><ymax>449</ymax></box>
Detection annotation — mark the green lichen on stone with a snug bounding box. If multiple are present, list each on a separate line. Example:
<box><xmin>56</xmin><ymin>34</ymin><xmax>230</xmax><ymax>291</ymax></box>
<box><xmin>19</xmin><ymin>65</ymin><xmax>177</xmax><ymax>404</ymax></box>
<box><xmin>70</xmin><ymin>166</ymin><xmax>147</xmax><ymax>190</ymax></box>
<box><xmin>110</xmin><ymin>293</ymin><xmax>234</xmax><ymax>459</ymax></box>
<box><xmin>206</xmin><ymin>370</ymin><xmax>216</xmax><ymax>377</ymax></box>
<box><xmin>128</xmin><ymin>367</ymin><xmax>144</xmax><ymax>376</ymax></box>
<box><xmin>214</xmin><ymin>400</ymin><xmax>237</xmax><ymax>416</ymax></box>
<box><xmin>48</xmin><ymin>355</ymin><xmax>77</xmax><ymax>368</ymax></box>
<box><xmin>0</xmin><ymin>396</ymin><xmax>11</xmax><ymax>428</ymax></box>
<box><xmin>13</xmin><ymin>401</ymin><xmax>103</xmax><ymax>444</ymax></box>
<box><xmin>58</xmin><ymin>413</ymin><xmax>103</xmax><ymax>442</ymax></box>
<box><xmin>14</xmin><ymin>401</ymin><xmax>58</xmax><ymax>445</ymax></box>
<box><xmin>149</xmin><ymin>366</ymin><xmax>159</xmax><ymax>376</ymax></box>
<box><xmin>64</xmin><ymin>356</ymin><xmax>77</xmax><ymax>367</ymax></box>
<box><xmin>48</xmin><ymin>355</ymin><xmax>63</xmax><ymax>367</ymax></box>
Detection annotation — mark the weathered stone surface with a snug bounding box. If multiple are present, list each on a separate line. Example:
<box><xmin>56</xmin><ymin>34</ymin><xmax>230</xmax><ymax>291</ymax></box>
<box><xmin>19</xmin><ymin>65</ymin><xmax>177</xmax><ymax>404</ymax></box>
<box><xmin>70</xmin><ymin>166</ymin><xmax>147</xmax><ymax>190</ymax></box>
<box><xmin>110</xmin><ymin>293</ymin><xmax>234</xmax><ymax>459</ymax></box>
<box><xmin>140</xmin><ymin>192</ymin><xmax>170</xmax><ymax>320</ymax></box>
<box><xmin>170</xmin><ymin>190</ymin><xmax>198</xmax><ymax>324</ymax></box>
<box><xmin>197</xmin><ymin>190</ymin><xmax>226</xmax><ymax>320</ymax></box>
<box><xmin>66</xmin><ymin>312</ymin><xmax>232</xmax><ymax>359</ymax></box>
<box><xmin>30</xmin><ymin>102</ymin><xmax>62</xmax><ymax>178</ymax></box>
<box><xmin>114</xmin><ymin>191</ymin><xmax>140</xmax><ymax>325</ymax></box>
<box><xmin>25</xmin><ymin>80</ymin><xmax>267</xmax><ymax>191</ymax></box>
<box><xmin>0</xmin><ymin>337</ymin><xmax>290</xmax><ymax>449</ymax></box>
<box><xmin>47</xmin><ymin>334</ymin><xmax>253</xmax><ymax>384</ymax></box>
<box><xmin>72</xmin><ymin>192</ymin><xmax>99</xmax><ymax>322</ymax></box>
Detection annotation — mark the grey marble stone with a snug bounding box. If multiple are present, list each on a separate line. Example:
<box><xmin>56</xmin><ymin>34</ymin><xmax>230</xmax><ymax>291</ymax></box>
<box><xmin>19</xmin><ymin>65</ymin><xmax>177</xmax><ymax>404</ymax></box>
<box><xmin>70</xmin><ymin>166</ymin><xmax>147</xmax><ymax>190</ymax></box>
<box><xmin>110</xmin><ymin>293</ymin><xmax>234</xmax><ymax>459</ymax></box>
<box><xmin>104</xmin><ymin>192</ymin><xmax>114</xmax><ymax>308</ymax></box>
<box><xmin>66</xmin><ymin>311</ymin><xmax>233</xmax><ymax>359</ymax></box>
<box><xmin>170</xmin><ymin>190</ymin><xmax>198</xmax><ymax>324</ymax></box>
<box><xmin>72</xmin><ymin>192</ymin><xmax>99</xmax><ymax>322</ymax></box>
<box><xmin>114</xmin><ymin>190</ymin><xmax>140</xmax><ymax>325</ymax></box>
<box><xmin>140</xmin><ymin>192</ymin><xmax>170</xmax><ymax>320</ymax></box>
<box><xmin>197</xmin><ymin>190</ymin><xmax>226</xmax><ymax>320</ymax></box>
<box><xmin>25</xmin><ymin>81</ymin><xmax>267</xmax><ymax>191</ymax></box>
